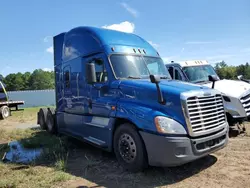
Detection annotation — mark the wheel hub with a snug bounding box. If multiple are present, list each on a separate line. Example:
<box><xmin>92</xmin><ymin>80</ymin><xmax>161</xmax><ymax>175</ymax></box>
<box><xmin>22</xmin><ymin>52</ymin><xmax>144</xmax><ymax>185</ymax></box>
<box><xmin>118</xmin><ymin>134</ymin><xmax>137</xmax><ymax>163</ymax></box>
<box><xmin>3</xmin><ymin>107</ymin><xmax>9</xmax><ymax>117</ymax></box>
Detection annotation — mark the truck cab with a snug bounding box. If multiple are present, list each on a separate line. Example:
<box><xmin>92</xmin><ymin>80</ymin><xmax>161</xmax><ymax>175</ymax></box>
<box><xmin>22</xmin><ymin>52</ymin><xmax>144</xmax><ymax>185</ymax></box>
<box><xmin>165</xmin><ymin>60</ymin><xmax>250</xmax><ymax>125</ymax></box>
<box><xmin>39</xmin><ymin>27</ymin><xmax>229</xmax><ymax>172</ymax></box>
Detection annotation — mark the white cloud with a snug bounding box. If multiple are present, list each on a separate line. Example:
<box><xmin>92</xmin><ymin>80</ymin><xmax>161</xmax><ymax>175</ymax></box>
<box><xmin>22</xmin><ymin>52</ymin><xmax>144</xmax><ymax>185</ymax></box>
<box><xmin>120</xmin><ymin>2</ymin><xmax>138</xmax><ymax>17</ymax></box>
<box><xmin>241</xmin><ymin>48</ymin><xmax>250</xmax><ymax>53</ymax></box>
<box><xmin>185</xmin><ymin>41</ymin><xmax>215</xmax><ymax>45</ymax></box>
<box><xmin>46</xmin><ymin>46</ymin><xmax>53</xmax><ymax>54</ymax></box>
<box><xmin>42</xmin><ymin>68</ymin><xmax>53</xmax><ymax>72</ymax></box>
<box><xmin>102</xmin><ymin>21</ymin><xmax>135</xmax><ymax>33</ymax></box>
<box><xmin>206</xmin><ymin>54</ymin><xmax>235</xmax><ymax>60</ymax></box>
<box><xmin>43</xmin><ymin>36</ymin><xmax>52</xmax><ymax>43</ymax></box>
<box><xmin>148</xmin><ymin>41</ymin><xmax>159</xmax><ymax>49</ymax></box>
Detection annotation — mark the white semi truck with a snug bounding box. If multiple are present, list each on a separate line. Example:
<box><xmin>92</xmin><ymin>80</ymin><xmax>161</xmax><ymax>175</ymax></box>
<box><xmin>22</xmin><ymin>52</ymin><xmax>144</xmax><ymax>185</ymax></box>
<box><xmin>165</xmin><ymin>60</ymin><xmax>250</xmax><ymax>128</ymax></box>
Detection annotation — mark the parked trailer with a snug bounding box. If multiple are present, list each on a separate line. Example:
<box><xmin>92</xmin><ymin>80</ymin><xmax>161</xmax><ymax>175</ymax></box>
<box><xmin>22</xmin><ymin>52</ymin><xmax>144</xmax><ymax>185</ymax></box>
<box><xmin>0</xmin><ymin>81</ymin><xmax>24</xmax><ymax>119</ymax></box>
<box><xmin>38</xmin><ymin>26</ymin><xmax>229</xmax><ymax>172</ymax></box>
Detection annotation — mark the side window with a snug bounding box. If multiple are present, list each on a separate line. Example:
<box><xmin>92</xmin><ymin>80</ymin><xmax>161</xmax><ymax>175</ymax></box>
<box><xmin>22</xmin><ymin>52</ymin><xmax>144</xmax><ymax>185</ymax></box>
<box><xmin>64</xmin><ymin>70</ymin><xmax>70</xmax><ymax>88</ymax></box>
<box><xmin>147</xmin><ymin>62</ymin><xmax>158</xmax><ymax>75</ymax></box>
<box><xmin>93</xmin><ymin>59</ymin><xmax>108</xmax><ymax>83</ymax></box>
<box><xmin>168</xmin><ymin>67</ymin><xmax>174</xmax><ymax>79</ymax></box>
<box><xmin>174</xmin><ymin>68</ymin><xmax>182</xmax><ymax>80</ymax></box>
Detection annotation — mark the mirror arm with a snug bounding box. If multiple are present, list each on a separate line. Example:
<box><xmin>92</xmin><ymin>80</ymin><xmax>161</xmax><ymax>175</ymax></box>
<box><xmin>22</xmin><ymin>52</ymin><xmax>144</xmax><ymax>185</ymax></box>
<box><xmin>156</xmin><ymin>83</ymin><xmax>165</xmax><ymax>104</ymax></box>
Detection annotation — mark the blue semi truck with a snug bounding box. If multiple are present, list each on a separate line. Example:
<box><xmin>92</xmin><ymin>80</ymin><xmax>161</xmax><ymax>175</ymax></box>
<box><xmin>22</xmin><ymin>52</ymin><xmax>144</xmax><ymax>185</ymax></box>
<box><xmin>38</xmin><ymin>26</ymin><xmax>229</xmax><ymax>172</ymax></box>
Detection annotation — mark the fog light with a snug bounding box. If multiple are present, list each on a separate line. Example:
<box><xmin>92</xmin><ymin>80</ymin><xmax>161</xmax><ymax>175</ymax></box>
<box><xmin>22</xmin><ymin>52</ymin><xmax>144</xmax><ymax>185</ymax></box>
<box><xmin>175</xmin><ymin>147</ymin><xmax>186</xmax><ymax>156</ymax></box>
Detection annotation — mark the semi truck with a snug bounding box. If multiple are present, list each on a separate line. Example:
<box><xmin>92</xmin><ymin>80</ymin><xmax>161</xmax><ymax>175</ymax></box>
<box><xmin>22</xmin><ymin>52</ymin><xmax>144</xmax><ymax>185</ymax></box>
<box><xmin>38</xmin><ymin>27</ymin><xmax>229</xmax><ymax>172</ymax></box>
<box><xmin>0</xmin><ymin>81</ymin><xmax>25</xmax><ymax>119</ymax></box>
<box><xmin>165</xmin><ymin>60</ymin><xmax>250</xmax><ymax>128</ymax></box>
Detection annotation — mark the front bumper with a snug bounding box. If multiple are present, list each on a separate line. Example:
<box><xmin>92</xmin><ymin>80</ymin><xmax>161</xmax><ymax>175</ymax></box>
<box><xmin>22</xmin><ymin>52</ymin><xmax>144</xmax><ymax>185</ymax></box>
<box><xmin>140</xmin><ymin>126</ymin><xmax>229</xmax><ymax>167</ymax></box>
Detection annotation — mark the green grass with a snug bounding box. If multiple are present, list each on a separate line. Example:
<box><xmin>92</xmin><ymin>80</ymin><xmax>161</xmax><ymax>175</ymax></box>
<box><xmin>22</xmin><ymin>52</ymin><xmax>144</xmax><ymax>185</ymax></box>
<box><xmin>0</xmin><ymin>163</ymin><xmax>72</xmax><ymax>188</ymax></box>
<box><xmin>0</xmin><ymin>124</ymin><xmax>74</xmax><ymax>188</ymax></box>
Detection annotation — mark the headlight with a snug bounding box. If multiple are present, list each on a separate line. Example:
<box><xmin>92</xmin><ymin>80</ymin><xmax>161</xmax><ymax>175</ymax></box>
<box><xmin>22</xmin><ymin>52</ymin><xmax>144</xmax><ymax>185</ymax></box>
<box><xmin>154</xmin><ymin>116</ymin><xmax>187</xmax><ymax>134</ymax></box>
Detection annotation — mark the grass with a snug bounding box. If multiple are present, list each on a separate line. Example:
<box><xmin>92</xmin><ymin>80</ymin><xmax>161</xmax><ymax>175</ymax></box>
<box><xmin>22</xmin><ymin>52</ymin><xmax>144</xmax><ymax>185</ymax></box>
<box><xmin>0</xmin><ymin>128</ymin><xmax>74</xmax><ymax>188</ymax></box>
<box><xmin>0</xmin><ymin>107</ymin><xmax>74</xmax><ymax>188</ymax></box>
<box><xmin>0</xmin><ymin>163</ymin><xmax>72</xmax><ymax>188</ymax></box>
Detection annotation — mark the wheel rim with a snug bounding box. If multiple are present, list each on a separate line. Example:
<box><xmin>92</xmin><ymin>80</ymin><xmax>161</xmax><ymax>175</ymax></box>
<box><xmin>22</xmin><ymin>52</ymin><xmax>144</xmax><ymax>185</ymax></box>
<box><xmin>3</xmin><ymin>107</ymin><xmax>9</xmax><ymax>118</ymax></box>
<box><xmin>118</xmin><ymin>133</ymin><xmax>137</xmax><ymax>163</ymax></box>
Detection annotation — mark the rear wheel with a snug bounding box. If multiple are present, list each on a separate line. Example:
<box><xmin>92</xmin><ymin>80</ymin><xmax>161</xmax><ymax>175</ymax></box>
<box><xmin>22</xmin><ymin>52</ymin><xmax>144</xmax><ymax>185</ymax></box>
<box><xmin>46</xmin><ymin>108</ymin><xmax>57</xmax><ymax>134</ymax></box>
<box><xmin>38</xmin><ymin>108</ymin><xmax>48</xmax><ymax>130</ymax></box>
<box><xmin>113</xmin><ymin>123</ymin><xmax>148</xmax><ymax>172</ymax></box>
<box><xmin>0</xmin><ymin>106</ymin><xmax>10</xmax><ymax>119</ymax></box>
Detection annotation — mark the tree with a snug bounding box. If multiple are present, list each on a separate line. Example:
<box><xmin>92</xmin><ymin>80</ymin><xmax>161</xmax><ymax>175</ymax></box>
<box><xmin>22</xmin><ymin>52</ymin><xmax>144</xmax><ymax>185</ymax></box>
<box><xmin>29</xmin><ymin>69</ymin><xmax>54</xmax><ymax>90</ymax></box>
<box><xmin>22</xmin><ymin>72</ymin><xmax>31</xmax><ymax>90</ymax></box>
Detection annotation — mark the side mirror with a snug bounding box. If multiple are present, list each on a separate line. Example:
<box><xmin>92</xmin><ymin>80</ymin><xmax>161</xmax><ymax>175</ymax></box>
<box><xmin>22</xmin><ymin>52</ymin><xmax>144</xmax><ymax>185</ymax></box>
<box><xmin>86</xmin><ymin>63</ymin><xmax>96</xmax><ymax>84</ymax></box>
<box><xmin>149</xmin><ymin>75</ymin><xmax>165</xmax><ymax>105</ymax></box>
<box><xmin>237</xmin><ymin>75</ymin><xmax>243</xmax><ymax>80</ymax></box>
<box><xmin>150</xmin><ymin>75</ymin><xmax>161</xmax><ymax>84</ymax></box>
<box><xmin>208</xmin><ymin>75</ymin><xmax>219</xmax><ymax>89</ymax></box>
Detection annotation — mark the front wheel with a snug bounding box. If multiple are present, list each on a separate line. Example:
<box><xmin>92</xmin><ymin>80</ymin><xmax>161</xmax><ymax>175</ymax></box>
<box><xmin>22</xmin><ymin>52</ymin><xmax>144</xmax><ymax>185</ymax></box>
<box><xmin>113</xmin><ymin>123</ymin><xmax>148</xmax><ymax>172</ymax></box>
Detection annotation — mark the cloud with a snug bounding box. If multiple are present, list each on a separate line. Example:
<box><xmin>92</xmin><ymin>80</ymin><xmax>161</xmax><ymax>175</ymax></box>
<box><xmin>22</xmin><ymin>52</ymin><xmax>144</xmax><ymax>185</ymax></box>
<box><xmin>185</xmin><ymin>41</ymin><xmax>215</xmax><ymax>45</ymax></box>
<box><xmin>148</xmin><ymin>41</ymin><xmax>159</xmax><ymax>49</ymax></box>
<box><xmin>241</xmin><ymin>48</ymin><xmax>250</xmax><ymax>53</ymax></box>
<box><xmin>43</xmin><ymin>36</ymin><xmax>52</xmax><ymax>43</ymax></box>
<box><xmin>206</xmin><ymin>54</ymin><xmax>235</xmax><ymax>60</ymax></box>
<box><xmin>181</xmin><ymin>48</ymin><xmax>185</xmax><ymax>52</ymax></box>
<box><xmin>120</xmin><ymin>2</ymin><xmax>138</xmax><ymax>17</ymax></box>
<box><xmin>102</xmin><ymin>21</ymin><xmax>135</xmax><ymax>33</ymax></box>
<box><xmin>42</xmin><ymin>68</ymin><xmax>53</xmax><ymax>72</ymax></box>
<box><xmin>46</xmin><ymin>46</ymin><xmax>53</xmax><ymax>54</ymax></box>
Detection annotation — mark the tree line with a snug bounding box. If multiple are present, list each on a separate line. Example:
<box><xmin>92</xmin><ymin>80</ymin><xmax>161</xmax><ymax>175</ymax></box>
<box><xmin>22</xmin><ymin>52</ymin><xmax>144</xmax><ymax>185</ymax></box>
<box><xmin>0</xmin><ymin>69</ymin><xmax>55</xmax><ymax>91</ymax></box>
<box><xmin>0</xmin><ymin>61</ymin><xmax>249</xmax><ymax>91</ymax></box>
<box><xmin>214</xmin><ymin>61</ymin><xmax>250</xmax><ymax>80</ymax></box>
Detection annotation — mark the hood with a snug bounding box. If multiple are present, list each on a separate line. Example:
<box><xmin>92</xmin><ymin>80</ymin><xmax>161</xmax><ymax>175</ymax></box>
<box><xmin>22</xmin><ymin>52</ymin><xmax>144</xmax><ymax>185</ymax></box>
<box><xmin>112</xmin><ymin>79</ymin><xmax>209</xmax><ymax>130</ymax></box>
<box><xmin>202</xmin><ymin>79</ymin><xmax>250</xmax><ymax>98</ymax></box>
<box><xmin>117</xmin><ymin>79</ymin><xmax>206</xmax><ymax>94</ymax></box>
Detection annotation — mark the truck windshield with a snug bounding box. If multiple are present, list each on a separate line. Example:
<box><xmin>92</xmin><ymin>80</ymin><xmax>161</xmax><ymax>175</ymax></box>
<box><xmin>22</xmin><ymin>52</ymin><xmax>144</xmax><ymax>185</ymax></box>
<box><xmin>110</xmin><ymin>55</ymin><xmax>171</xmax><ymax>79</ymax></box>
<box><xmin>182</xmin><ymin>65</ymin><xmax>218</xmax><ymax>83</ymax></box>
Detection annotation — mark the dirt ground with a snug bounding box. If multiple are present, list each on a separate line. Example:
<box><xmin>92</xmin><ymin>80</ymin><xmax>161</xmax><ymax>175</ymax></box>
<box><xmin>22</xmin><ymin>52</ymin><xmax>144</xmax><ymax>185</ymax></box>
<box><xmin>1</xmin><ymin>108</ymin><xmax>250</xmax><ymax>188</ymax></box>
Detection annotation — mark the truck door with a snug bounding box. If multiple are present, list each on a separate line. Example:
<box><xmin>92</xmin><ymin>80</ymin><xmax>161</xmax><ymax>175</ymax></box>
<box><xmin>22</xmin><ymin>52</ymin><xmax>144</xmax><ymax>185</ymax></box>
<box><xmin>84</xmin><ymin>54</ymin><xmax>117</xmax><ymax>147</ymax></box>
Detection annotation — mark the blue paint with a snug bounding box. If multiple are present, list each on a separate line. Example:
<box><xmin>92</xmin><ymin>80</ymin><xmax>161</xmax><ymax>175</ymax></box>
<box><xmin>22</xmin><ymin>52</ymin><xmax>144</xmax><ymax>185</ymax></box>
<box><xmin>52</xmin><ymin>26</ymin><xmax>228</xmax><ymax>167</ymax></box>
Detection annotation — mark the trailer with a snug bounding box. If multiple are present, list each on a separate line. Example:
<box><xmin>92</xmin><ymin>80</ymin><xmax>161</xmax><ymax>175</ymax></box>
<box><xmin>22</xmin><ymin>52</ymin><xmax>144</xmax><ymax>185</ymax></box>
<box><xmin>0</xmin><ymin>81</ymin><xmax>25</xmax><ymax>119</ymax></box>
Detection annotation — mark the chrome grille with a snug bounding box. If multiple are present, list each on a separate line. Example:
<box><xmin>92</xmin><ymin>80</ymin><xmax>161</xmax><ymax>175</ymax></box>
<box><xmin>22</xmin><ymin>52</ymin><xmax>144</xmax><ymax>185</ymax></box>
<box><xmin>186</xmin><ymin>94</ymin><xmax>226</xmax><ymax>136</ymax></box>
<box><xmin>240</xmin><ymin>93</ymin><xmax>250</xmax><ymax>116</ymax></box>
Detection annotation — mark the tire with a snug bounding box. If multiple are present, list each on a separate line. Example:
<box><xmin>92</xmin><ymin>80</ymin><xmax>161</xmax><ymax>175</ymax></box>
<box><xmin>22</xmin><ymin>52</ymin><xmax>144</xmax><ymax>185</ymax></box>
<box><xmin>38</xmin><ymin>108</ymin><xmax>48</xmax><ymax>130</ymax></box>
<box><xmin>46</xmin><ymin>108</ymin><xmax>57</xmax><ymax>134</ymax></box>
<box><xmin>113</xmin><ymin>123</ymin><xmax>148</xmax><ymax>172</ymax></box>
<box><xmin>0</xmin><ymin>106</ymin><xmax>10</xmax><ymax>119</ymax></box>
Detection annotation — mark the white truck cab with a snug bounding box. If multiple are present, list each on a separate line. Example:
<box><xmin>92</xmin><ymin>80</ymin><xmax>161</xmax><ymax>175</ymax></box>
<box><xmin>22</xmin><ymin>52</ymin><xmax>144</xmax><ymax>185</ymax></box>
<box><xmin>165</xmin><ymin>60</ymin><xmax>250</xmax><ymax>126</ymax></box>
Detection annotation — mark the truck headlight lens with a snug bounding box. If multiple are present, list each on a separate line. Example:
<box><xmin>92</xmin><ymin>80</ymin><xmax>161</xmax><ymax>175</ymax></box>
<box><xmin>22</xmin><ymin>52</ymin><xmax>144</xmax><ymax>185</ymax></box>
<box><xmin>154</xmin><ymin>116</ymin><xmax>187</xmax><ymax>134</ymax></box>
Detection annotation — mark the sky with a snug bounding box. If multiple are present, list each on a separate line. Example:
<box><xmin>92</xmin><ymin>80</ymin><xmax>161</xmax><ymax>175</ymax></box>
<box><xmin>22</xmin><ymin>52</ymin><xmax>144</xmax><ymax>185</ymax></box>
<box><xmin>0</xmin><ymin>0</ymin><xmax>250</xmax><ymax>76</ymax></box>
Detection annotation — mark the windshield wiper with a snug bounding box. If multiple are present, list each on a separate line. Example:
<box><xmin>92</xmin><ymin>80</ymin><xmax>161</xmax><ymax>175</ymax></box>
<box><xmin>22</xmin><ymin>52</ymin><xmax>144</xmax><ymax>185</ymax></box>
<box><xmin>195</xmin><ymin>80</ymin><xmax>210</xmax><ymax>84</ymax></box>
<box><xmin>127</xmin><ymin>76</ymin><xmax>142</xmax><ymax>79</ymax></box>
<box><xmin>160</xmin><ymin>76</ymin><xmax>170</xmax><ymax>79</ymax></box>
